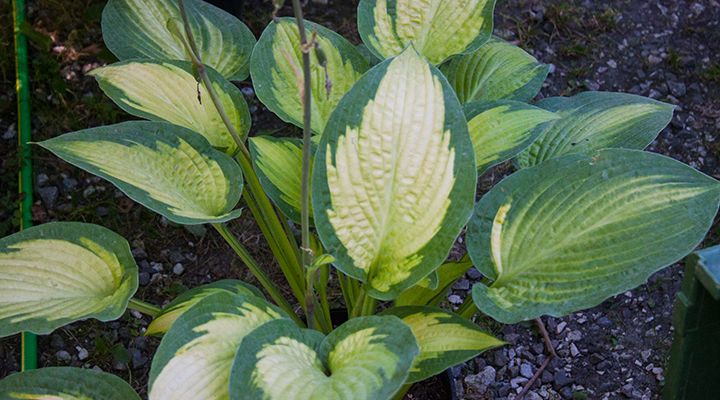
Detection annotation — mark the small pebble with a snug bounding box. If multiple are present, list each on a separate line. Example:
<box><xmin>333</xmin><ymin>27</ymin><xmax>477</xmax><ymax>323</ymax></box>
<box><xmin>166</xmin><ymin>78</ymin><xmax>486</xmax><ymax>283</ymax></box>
<box><xmin>554</xmin><ymin>370</ymin><xmax>573</xmax><ymax>387</ymax></box>
<box><xmin>2</xmin><ymin>125</ymin><xmax>16</xmax><ymax>140</ymax></box>
<box><xmin>466</xmin><ymin>268</ymin><xmax>482</xmax><ymax>280</ymax></box>
<box><xmin>452</xmin><ymin>278</ymin><xmax>470</xmax><ymax>290</ymax></box>
<box><xmin>138</xmin><ymin>272</ymin><xmax>151</xmax><ymax>286</ymax></box>
<box><xmin>62</xmin><ymin>177</ymin><xmax>79</xmax><ymax>191</ymax></box>
<box><xmin>448</xmin><ymin>294</ymin><xmax>462</xmax><ymax>304</ymax></box>
<box><xmin>510</xmin><ymin>376</ymin><xmax>528</xmax><ymax>389</ymax></box>
<box><xmin>566</xmin><ymin>330</ymin><xmax>583</xmax><ymax>341</ymax></box>
<box><xmin>172</xmin><ymin>263</ymin><xmax>185</xmax><ymax>275</ymax></box>
<box><xmin>36</xmin><ymin>173</ymin><xmax>49</xmax><ymax>187</ymax></box>
<box><xmin>556</xmin><ymin>321</ymin><xmax>567</xmax><ymax>334</ymax></box>
<box><xmin>76</xmin><ymin>346</ymin><xmax>89</xmax><ymax>361</ymax></box>
<box><xmin>570</xmin><ymin>343</ymin><xmax>580</xmax><ymax>357</ymax></box>
<box><xmin>520</xmin><ymin>363</ymin><xmax>534</xmax><ymax>379</ymax></box>
<box><xmin>56</xmin><ymin>350</ymin><xmax>71</xmax><ymax>361</ymax></box>
<box><xmin>38</xmin><ymin>186</ymin><xmax>59</xmax><ymax>208</ymax></box>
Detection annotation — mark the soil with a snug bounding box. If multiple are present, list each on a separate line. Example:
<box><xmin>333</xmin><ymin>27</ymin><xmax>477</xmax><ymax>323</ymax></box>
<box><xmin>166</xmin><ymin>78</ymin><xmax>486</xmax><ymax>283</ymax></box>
<box><xmin>407</xmin><ymin>371</ymin><xmax>455</xmax><ymax>400</ymax></box>
<box><xmin>0</xmin><ymin>0</ymin><xmax>718</xmax><ymax>399</ymax></box>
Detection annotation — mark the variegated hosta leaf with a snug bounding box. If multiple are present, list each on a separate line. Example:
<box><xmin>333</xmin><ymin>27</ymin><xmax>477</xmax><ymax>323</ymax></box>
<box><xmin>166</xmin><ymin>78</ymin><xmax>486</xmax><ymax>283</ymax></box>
<box><xmin>90</xmin><ymin>59</ymin><xmax>250</xmax><ymax>154</ymax></box>
<box><xmin>467</xmin><ymin>149</ymin><xmax>720</xmax><ymax>323</ymax></box>
<box><xmin>40</xmin><ymin>121</ymin><xmax>243</xmax><ymax>225</ymax></box>
<box><xmin>358</xmin><ymin>0</ymin><xmax>496</xmax><ymax>65</ymax></box>
<box><xmin>249</xmin><ymin>136</ymin><xmax>313</xmax><ymax>224</ymax></box>
<box><xmin>465</xmin><ymin>100</ymin><xmax>559</xmax><ymax>173</ymax></box>
<box><xmin>395</xmin><ymin>258</ymin><xmax>472</xmax><ymax>307</ymax></box>
<box><xmin>381</xmin><ymin>306</ymin><xmax>504</xmax><ymax>383</ymax></box>
<box><xmin>416</xmin><ymin>270</ymin><xmax>440</xmax><ymax>291</ymax></box>
<box><xmin>313</xmin><ymin>47</ymin><xmax>476</xmax><ymax>300</ymax></box>
<box><xmin>356</xmin><ymin>43</ymin><xmax>382</xmax><ymax>67</ymax></box>
<box><xmin>102</xmin><ymin>0</ymin><xmax>256</xmax><ymax>80</ymax></box>
<box><xmin>149</xmin><ymin>292</ymin><xmax>287</xmax><ymax>400</ymax></box>
<box><xmin>251</xmin><ymin>18</ymin><xmax>369</xmax><ymax>134</ymax></box>
<box><xmin>0</xmin><ymin>222</ymin><xmax>137</xmax><ymax>337</ymax></box>
<box><xmin>0</xmin><ymin>367</ymin><xmax>140</xmax><ymax>400</ymax></box>
<box><xmin>441</xmin><ymin>37</ymin><xmax>550</xmax><ymax>104</ymax></box>
<box><xmin>146</xmin><ymin>280</ymin><xmax>263</xmax><ymax>336</ymax></box>
<box><xmin>516</xmin><ymin>91</ymin><xmax>675</xmax><ymax>168</ymax></box>
<box><xmin>229</xmin><ymin>316</ymin><xmax>418</xmax><ymax>400</ymax></box>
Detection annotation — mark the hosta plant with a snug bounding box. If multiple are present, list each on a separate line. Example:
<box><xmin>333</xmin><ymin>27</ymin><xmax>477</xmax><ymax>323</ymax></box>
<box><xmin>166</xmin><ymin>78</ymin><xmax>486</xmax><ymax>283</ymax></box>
<box><xmin>2</xmin><ymin>0</ymin><xmax>719</xmax><ymax>399</ymax></box>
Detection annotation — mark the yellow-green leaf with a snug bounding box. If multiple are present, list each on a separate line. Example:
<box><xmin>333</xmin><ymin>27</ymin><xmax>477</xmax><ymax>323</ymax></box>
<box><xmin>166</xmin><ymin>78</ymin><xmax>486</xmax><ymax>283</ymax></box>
<box><xmin>0</xmin><ymin>222</ymin><xmax>137</xmax><ymax>337</ymax></box>
<box><xmin>146</xmin><ymin>280</ymin><xmax>263</xmax><ymax>336</ymax></box>
<box><xmin>441</xmin><ymin>37</ymin><xmax>550</xmax><ymax>104</ymax></box>
<box><xmin>0</xmin><ymin>367</ymin><xmax>140</xmax><ymax>400</ymax></box>
<box><xmin>468</xmin><ymin>149</ymin><xmax>720</xmax><ymax>323</ymax></box>
<box><xmin>40</xmin><ymin>121</ymin><xmax>243</xmax><ymax>225</ymax></box>
<box><xmin>249</xmin><ymin>136</ymin><xmax>313</xmax><ymax>224</ymax></box>
<box><xmin>516</xmin><ymin>91</ymin><xmax>675</xmax><ymax>167</ymax></box>
<box><xmin>358</xmin><ymin>0</ymin><xmax>496</xmax><ymax>65</ymax></box>
<box><xmin>313</xmin><ymin>48</ymin><xmax>476</xmax><ymax>300</ymax></box>
<box><xmin>382</xmin><ymin>306</ymin><xmax>504</xmax><ymax>382</ymax></box>
<box><xmin>465</xmin><ymin>100</ymin><xmax>559</xmax><ymax>173</ymax></box>
<box><xmin>251</xmin><ymin>18</ymin><xmax>369</xmax><ymax>134</ymax></box>
<box><xmin>102</xmin><ymin>0</ymin><xmax>256</xmax><ymax>80</ymax></box>
<box><xmin>149</xmin><ymin>292</ymin><xmax>287</xmax><ymax>400</ymax></box>
<box><xmin>91</xmin><ymin>59</ymin><xmax>250</xmax><ymax>154</ymax></box>
<box><xmin>230</xmin><ymin>316</ymin><xmax>418</xmax><ymax>400</ymax></box>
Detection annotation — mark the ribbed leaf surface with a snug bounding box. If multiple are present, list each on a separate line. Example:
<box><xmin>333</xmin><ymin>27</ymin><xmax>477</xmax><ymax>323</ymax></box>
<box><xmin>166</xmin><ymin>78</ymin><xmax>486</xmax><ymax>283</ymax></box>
<box><xmin>146</xmin><ymin>280</ymin><xmax>263</xmax><ymax>336</ymax></box>
<box><xmin>102</xmin><ymin>0</ymin><xmax>255</xmax><ymax>80</ymax></box>
<box><xmin>0</xmin><ymin>367</ymin><xmax>140</xmax><ymax>399</ymax></box>
<box><xmin>0</xmin><ymin>222</ymin><xmax>137</xmax><ymax>337</ymax></box>
<box><xmin>516</xmin><ymin>91</ymin><xmax>674</xmax><ymax>167</ymax></box>
<box><xmin>465</xmin><ymin>100</ymin><xmax>558</xmax><ymax>173</ymax></box>
<box><xmin>441</xmin><ymin>37</ymin><xmax>549</xmax><ymax>104</ymax></box>
<box><xmin>251</xmin><ymin>18</ymin><xmax>369</xmax><ymax>134</ymax></box>
<box><xmin>230</xmin><ymin>316</ymin><xmax>418</xmax><ymax>400</ymax></box>
<box><xmin>250</xmin><ymin>136</ymin><xmax>313</xmax><ymax>224</ymax></box>
<box><xmin>358</xmin><ymin>0</ymin><xmax>496</xmax><ymax>64</ymax></box>
<box><xmin>382</xmin><ymin>306</ymin><xmax>503</xmax><ymax>382</ymax></box>
<box><xmin>149</xmin><ymin>292</ymin><xmax>287</xmax><ymax>400</ymax></box>
<box><xmin>467</xmin><ymin>149</ymin><xmax>720</xmax><ymax>323</ymax></box>
<box><xmin>313</xmin><ymin>48</ymin><xmax>476</xmax><ymax>300</ymax></box>
<box><xmin>40</xmin><ymin>121</ymin><xmax>243</xmax><ymax>225</ymax></box>
<box><xmin>91</xmin><ymin>59</ymin><xmax>250</xmax><ymax>154</ymax></box>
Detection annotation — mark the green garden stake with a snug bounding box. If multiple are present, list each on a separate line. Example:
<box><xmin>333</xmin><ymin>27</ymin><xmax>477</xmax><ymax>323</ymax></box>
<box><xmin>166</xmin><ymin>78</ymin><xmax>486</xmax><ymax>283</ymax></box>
<box><xmin>13</xmin><ymin>0</ymin><xmax>37</xmax><ymax>371</ymax></box>
<box><xmin>664</xmin><ymin>246</ymin><xmax>720</xmax><ymax>399</ymax></box>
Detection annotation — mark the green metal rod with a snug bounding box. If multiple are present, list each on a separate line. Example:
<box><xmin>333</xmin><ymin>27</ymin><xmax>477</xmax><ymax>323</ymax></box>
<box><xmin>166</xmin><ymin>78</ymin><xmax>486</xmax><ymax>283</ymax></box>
<box><xmin>13</xmin><ymin>0</ymin><xmax>36</xmax><ymax>371</ymax></box>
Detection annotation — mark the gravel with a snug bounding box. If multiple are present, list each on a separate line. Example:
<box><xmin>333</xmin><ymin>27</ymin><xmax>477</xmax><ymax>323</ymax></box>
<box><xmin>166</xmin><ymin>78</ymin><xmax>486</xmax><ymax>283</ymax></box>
<box><xmin>0</xmin><ymin>1</ymin><xmax>717</xmax><ymax>399</ymax></box>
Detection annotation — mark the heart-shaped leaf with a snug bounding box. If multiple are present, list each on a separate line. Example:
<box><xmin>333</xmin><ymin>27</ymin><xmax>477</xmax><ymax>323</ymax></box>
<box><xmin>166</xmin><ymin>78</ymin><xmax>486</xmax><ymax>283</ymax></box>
<box><xmin>90</xmin><ymin>59</ymin><xmax>250</xmax><ymax>154</ymax></box>
<box><xmin>467</xmin><ymin>149</ymin><xmax>720</xmax><ymax>323</ymax></box>
<box><xmin>382</xmin><ymin>306</ymin><xmax>504</xmax><ymax>382</ymax></box>
<box><xmin>395</xmin><ymin>258</ymin><xmax>473</xmax><ymax>307</ymax></box>
<box><xmin>516</xmin><ymin>91</ymin><xmax>675</xmax><ymax>168</ymax></box>
<box><xmin>146</xmin><ymin>280</ymin><xmax>263</xmax><ymax>336</ymax></box>
<box><xmin>313</xmin><ymin>47</ymin><xmax>476</xmax><ymax>300</ymax></box>
<box><xmin>0</xmin><ymin>367</ymin><xmax>140</xmax><ymax>399</ymax></box>
<box><xmin>358</xmin><ymin>0</ymin><xmax>496</xmax><ymax>65</ymax></box>
<box><xmin>441</xmin><ymin>37</ymin><xmax>550</xmax><ymax>104</ymax></box>
<box><xmin>465</xmin><ymin>100</ymin><xmax>559</xmax><ymax>173</ymax></box>
<box><xmin>40</xmin><ymin>121</ymin><xmax>243</xmax><ymax>225</ymax></box>
<box><xmin>230</xmin><ymin>316</ymin><xmax>418</xmax><ymax>400</ymax></box>
<box><xmin>249</xmin><ymin>136</ymin><xmax>313</xmax><ymax>224</ymax></box>
<box><xmin>102</xmin><ymin>0</ymin><xmax>256</xmax><ymax>80</ymax></box>
<box><xmin>149</xmin><ymin>292</ymin><xmax>288</xmax><ymax>400</ymax></box>
<box><xmin>0</xmin><ymin>222</ymin><xmax>137</xmax><ymax>337</ymax></box>
<box><xmin>251</xmin><ymin>18</ymin><xmax>369</xmax><ymax>135</ymax></box>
